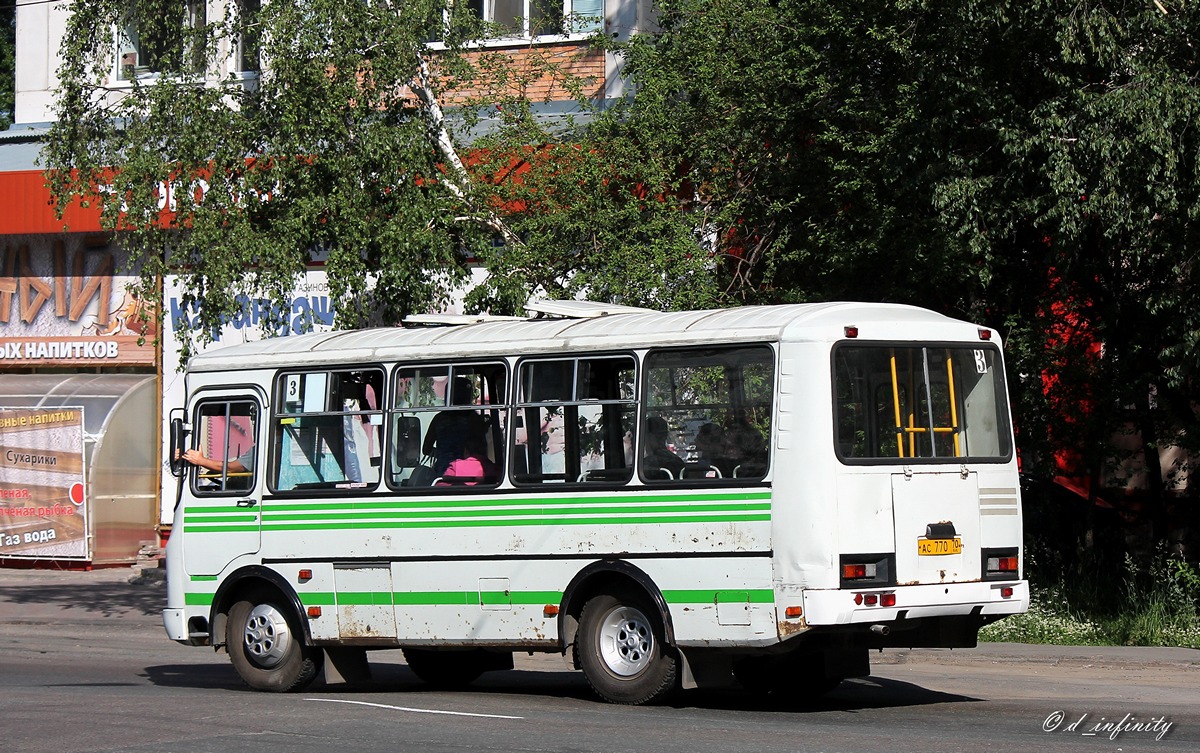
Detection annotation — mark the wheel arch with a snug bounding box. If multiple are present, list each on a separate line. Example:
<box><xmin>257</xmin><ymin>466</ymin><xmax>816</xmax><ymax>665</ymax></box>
<box><xmin>210</xmin><ymin>565</ymin><xmax>310</xmax><ymax>649</ymax></box>
<box><xmin>557</xmin><ymin>559</ymin><xmax>676</xmax><ymax>654</ymax></box>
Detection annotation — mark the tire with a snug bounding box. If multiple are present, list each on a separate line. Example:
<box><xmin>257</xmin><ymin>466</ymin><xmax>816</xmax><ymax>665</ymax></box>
<box><xmin>402</xmin><ymin>648</ymin><xmax>486</xmax><ymax>689</ymax></box>
<box><xmin>227</xmin><ymin>593</ymin><xmax>321</xmax><ymax>692</ymax></box>
<box><xmin>577</xmin><ymin>591</ymin><xmax>677</xmax><ymax>705</ymax></box>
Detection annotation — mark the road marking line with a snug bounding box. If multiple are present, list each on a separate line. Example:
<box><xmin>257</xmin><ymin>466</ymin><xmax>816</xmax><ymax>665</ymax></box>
<box><xmin>306</xmin><ymin>698</ymin><xmax>524</xmax><ymax>720</ymax></box>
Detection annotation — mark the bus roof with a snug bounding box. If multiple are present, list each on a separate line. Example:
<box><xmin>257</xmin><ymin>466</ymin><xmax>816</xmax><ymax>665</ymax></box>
<box><xmin>186</xmin><ymin>301</ymin><xmax>985</xmax><ymax>373</ymax></box>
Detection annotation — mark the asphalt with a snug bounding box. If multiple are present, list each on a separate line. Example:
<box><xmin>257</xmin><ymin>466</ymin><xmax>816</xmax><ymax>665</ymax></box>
<box><xmin>1</xmin><ymin>562</ymin><xmax>1197</xmax><ymax>671</ymax></box>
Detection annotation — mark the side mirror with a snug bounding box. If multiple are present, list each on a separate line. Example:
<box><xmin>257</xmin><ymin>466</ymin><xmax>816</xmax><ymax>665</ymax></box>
<box><xmin>169</xmin><ymin>413</ymin><xmax>189</xmax><ymax>478</ymax></box>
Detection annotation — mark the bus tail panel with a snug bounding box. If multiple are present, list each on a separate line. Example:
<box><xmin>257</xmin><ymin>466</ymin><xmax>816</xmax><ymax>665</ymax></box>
<box><xmin>891</xmin><ymin>471</ymin><xmax>981</xmax><ymax>586</ymax></box>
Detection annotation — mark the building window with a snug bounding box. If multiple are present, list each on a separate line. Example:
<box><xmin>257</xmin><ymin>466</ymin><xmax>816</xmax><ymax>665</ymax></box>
<box><xmin>116</xmin><ymin>1</ymin><xmax>207</xmax><ymax>82</ymax></box>
<box><xmin>451</xmin><ymin>0</ymin><xmax>603</xmax><ymax>40</ymax></box>
<box><xmin>237</xmin><ymin>0</ymin><xmax>262</xmax><ymax>73</ymax></box>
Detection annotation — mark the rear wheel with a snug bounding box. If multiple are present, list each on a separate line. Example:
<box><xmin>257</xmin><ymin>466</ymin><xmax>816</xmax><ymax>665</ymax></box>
<box><xmin>227</xmin><ymin>593</ymin><xmax>321</xmax><ymax>692</ymax></box>
<box><xmin>577</xmin><ymin>591</ymin><xmax>677</xmax><ymax>705</ymax></box>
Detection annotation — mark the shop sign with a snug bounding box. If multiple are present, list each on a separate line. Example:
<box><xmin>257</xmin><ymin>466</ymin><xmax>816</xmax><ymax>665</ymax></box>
<box><xmin>0</xmin><ymin>236</ymin><xmax>156</xmax><ymax>367</ymax></box>
<box><xmin>0</xmin><ymin>407</ymin><xmax>89</xmax><ymax>560</ymax></box>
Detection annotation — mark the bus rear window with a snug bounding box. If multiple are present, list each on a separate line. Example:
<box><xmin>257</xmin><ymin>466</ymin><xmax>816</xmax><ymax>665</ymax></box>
<box><xmin>834</xmin><ymin>345</ymin><xmax>1012</xmax><ymax>462</ymax></box>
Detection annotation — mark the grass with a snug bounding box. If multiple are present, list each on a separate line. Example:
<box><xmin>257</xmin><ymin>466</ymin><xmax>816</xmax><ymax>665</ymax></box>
<box><xmin>979</xmin><ymin>546</ymin><xmax>1200</xmax><ymax>649</ymax></box>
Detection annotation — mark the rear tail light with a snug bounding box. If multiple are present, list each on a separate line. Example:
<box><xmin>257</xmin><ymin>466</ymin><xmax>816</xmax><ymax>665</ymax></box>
<box><xmin>853</xmin><ymin>591</ymin><xmax>896</xmax><ymax>608</ymax></box>
<box><xmin>982</xmin><ymin>547</ymin><xmax>1020</xmax><ymax>580</ymax></box>
<box><xmin>842</xmin><ymin>563</ymin><xmax>876</xmax><ymax>580</ymax></box>
<box><xmin>839</xmin><ymin>553</ymin><xmax>895</xmax><ymax>588</ymax></box>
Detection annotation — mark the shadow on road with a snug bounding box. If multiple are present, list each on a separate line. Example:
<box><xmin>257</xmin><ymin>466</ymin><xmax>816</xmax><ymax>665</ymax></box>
<box><xmin>144</xmin><ymin>658</ymin><xmax>977</xmax><ymax>714</ymax></box>
<box><xmin>0</xmin><ymin>578</ymin><xmax>165</xmax><ymax>618</ymax></box>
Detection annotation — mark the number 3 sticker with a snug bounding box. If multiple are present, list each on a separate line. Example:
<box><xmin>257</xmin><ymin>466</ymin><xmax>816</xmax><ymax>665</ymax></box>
<box><xmin>974</xmin><ymin>350</ymin><xmax>988</xmax><ymax>374</ymax></box>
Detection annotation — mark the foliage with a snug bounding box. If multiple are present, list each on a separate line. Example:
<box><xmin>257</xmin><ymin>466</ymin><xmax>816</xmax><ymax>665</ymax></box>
<box><xmin>44</xmin><ymin>0</ymin><xmax>721</xmax><ymax>363</ymax></box>
<box><xmin>1</xmin><ymin>0</ymin><xmax>13</xmax><ymax>128</ymax></box>
<box><xmin>981</xmin><ymin>545</ymin><xmax>1200</xmax><ymax>648</ymax></box>
<box><xmin>605</xmin><ymin>1</ymin><xmax>1200</xmax><ymax>530</ymax></box>
<box><xmin>43</xmin><ymin>0</ymin><xmax>1200</xmax><ymax>547</ymax></box>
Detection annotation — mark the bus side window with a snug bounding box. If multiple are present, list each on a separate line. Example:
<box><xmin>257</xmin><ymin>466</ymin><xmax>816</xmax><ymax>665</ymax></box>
<box><xmin>191</xmin><ymin>400</ymin><xmax>258</xmax><ymax>494</ymax></box>
<box><xmin>514</xmin><ymin>355</ymin><xmax>635</xmax><ymax>486</ymax></box>
<box><xmin>272</xmin><ymin>369</ymin><xmax>384</xmax><ymax>491</ymax></box>
<box><xmin>642</xmin><ymin>346</ymin><xmax>774</xmax><ymax>483</ymax></box>
<box><xmin>389</xmin><ymin>363</ymin><xmax>506</xmax><ymax>490</ymax></box>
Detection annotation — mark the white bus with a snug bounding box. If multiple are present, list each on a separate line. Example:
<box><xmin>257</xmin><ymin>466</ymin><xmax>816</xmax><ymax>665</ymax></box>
<box><xmin>162</xmin><ymin>301</ymin><xmax>1028</xmax><ymax>704</ymax></box>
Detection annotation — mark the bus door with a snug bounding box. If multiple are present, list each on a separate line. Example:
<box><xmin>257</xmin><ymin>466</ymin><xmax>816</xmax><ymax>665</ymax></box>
<box><xmin>182</xmin><ymin>392</ymin><xmax>264</xmax><ymax>577</ymax></box>
<box><xmin>891</xmin><ymin>470</ymin><xmax>982</xmax><ymax>584</ymax></box>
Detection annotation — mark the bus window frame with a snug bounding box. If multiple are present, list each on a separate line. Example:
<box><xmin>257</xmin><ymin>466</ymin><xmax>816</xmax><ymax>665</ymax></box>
<box><xmin>266</xmin><ymin>364</ymin><xmax>388</xmax><ymax>495</ymax></box>
<box><xmin>830</xmin><ymin>340</ymin><xmax>1015</xmax><ymax>466</ymax></box>
<box><xmin>188</xmin><ymin>391</ymin><xmax>263</xmax><ymax>498</ymax></box>
<box><xmin>511</xmin><ymin>351</ymin><xmax>638</xmax><ymax>488</ymax></box>
<box><xmin>384</xmin><ymin>359</ymin><xmax>509</xmax><ymax>493</ymax></box>
<box><xmin>639</xmin><ymin>343</ymin><xmax>776</xmax><ymax>486</ymax></box>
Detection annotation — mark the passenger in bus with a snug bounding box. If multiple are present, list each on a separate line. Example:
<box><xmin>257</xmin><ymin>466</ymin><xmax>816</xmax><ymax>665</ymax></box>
<box><xmin>179</xmin><ymin>446</ymin><xmax>254</xmax><ymax>475</ymax></box>
<box><xmin>724</xmin><ymin>416</ymin><xmax>767</xmax><ymax>476</ymax></box>
<box><xmin>689</xmin><ymin>422</ymin><xmax>726</xmax><ymax>477</ymax></box>
<box><xmin>643</xmin><ymin>416</ymin><xmax>685</xmax><ymax>480</ymax></box>
<box><xmin>423</xmin><ymin>377</ymin><xmax>476</xmax><ymax>475</ymax></box>
<box><xmin>437</xmin><ymin>431</ymin><xmax>498</xmax><ymax>486</ymax></box>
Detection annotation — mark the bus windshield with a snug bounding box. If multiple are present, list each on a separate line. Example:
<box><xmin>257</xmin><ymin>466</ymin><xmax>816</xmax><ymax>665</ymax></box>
<box><xmin>834</xmin><ymin>344</ymin><xmax>1012</xmax><ymax>462</ymax></box>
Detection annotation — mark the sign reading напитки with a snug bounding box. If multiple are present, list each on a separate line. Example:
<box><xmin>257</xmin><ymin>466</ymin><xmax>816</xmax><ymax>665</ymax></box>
<box><xmin>0</xmin><ymin>407</ymin><xmax>88</xmax><ymax>559</ymax></box>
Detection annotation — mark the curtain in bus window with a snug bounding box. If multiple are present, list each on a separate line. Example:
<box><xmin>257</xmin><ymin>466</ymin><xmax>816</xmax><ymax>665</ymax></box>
<box><xmin>642</xmin><ymin>346</ymin><xmax>774</xmax><ymax>482</ymax></box>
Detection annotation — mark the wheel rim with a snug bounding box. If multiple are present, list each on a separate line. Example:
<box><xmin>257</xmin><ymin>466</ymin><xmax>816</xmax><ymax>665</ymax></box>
<box><xmin>597</xmin><ymin>604</ymin><xmax>654</xmax><ymax>678</ymax></box>
<box><xmin>242</xmin><ymin>603</ymin><xmax>293</xmax><ymax>668</ymax></box>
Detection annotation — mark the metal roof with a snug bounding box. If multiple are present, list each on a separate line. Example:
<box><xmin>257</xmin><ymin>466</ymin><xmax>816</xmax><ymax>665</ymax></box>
<box><xmin>187</xmin><ymin>302</ymin><xmax>977</xmax><ymax>373</ymax></box>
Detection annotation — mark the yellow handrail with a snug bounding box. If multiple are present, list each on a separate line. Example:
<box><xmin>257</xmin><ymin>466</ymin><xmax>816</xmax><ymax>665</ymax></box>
<box><xmin>889</xmin><ymin>351</ymin><xmax>904</xmax><ymax>458</ymax></box>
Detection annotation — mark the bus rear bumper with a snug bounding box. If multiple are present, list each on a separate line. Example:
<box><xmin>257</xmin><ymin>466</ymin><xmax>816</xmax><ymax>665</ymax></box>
<box><xmin>802</xmin><ymin>579</ymin><xmax>1029</xmax><ymax>627</ymax></box>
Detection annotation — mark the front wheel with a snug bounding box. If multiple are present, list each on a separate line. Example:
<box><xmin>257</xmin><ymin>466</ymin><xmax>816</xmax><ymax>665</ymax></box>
<box><xmin>227</xmin><ymin>593</ymin><xmax>322</xmax><ymax>692</ymax></box>
<box><xmin>577</xmin><ymin>592</ymin><xmax>677</xmax><ymax>705</ymax></box>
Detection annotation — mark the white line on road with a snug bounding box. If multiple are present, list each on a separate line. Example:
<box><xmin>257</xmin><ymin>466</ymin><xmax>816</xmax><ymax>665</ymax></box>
<box><xmin>307</xmin><ymin>698</ymin><xmax>524</xmax><ymax>720</ymax></box>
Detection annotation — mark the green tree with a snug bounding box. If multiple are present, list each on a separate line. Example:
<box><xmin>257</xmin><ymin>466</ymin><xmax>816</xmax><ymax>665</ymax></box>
<box><xmin>44</xmin><ymin>0</ymin><xmax>721</xmax><ymax>362</ymax></box>
<box><xmin>609</xmin><ymin>1</ymin><xmax>1200</xmax><ymax>541</ymax></box>
<box><xmin>1</xmin><ymin>1</ymin><xmax>14</xmax><ymax>128</ymax></box>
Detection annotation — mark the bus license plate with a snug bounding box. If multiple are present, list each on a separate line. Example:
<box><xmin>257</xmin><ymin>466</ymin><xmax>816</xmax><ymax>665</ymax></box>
<box><xmin>918</xmin><ymin>537</ymin><xmax>962</xmax><ymax>556</ymax></box>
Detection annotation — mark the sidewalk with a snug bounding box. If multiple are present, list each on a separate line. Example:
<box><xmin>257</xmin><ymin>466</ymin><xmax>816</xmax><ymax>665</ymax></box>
<box><xmin>1</xmin><ymin>563</ymin><xmax>1197</xmax><ymax>670</ymax></box>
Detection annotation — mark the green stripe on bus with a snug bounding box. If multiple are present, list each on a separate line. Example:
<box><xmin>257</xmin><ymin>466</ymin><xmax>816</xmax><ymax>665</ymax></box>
<box><xmin>260</xmin><ymin>491</ymin><xmax>771</xmax><ymax>513</ymax></box>
<box><xmin>301</xmin><ymin>592</ymin><xmax>338</xmax><ymax>606</ymax></box>
<box><xmin>204</xmin><ymin>589</ymin><xmax>768</xmax><ymax>609</ymax></box>
<box><xmin>189</xmin><ymin>575</ymin><xmax>218</xmax><ymax>582</ymax></box>
<box><xmin>259</xmin><ymin>513</ymin><xmax>770</xmax><ymax>531</ymax></box>
<box><xmin>187</xmin><ymin>514</ymin><xmax>772</xmax><ymax>534</ymax></box>
<box><xmin>335</xmin><ymin>591</ymin><xmax>395</xmax><ymax>606</ymax></box>
<box><xmin>662</xmin><ymin>589</ymin><xmax>774</xmax><ymax>604</ymax></box>
<box><xmin>261</xmin><ymin>502</ymin><xmax>769</xmax><ymax>522</ymax></box>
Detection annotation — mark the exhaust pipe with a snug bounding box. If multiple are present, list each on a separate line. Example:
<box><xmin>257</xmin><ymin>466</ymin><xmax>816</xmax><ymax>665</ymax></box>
<box><xmin>870</xmin><ymin>623</ymin><xmax>890</xmax><ymax>637</ymax></box>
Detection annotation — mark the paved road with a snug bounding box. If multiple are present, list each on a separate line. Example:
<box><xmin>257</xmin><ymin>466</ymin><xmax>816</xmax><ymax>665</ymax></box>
<box><xmin>1</xmin><ymin>563</ymin><xmax>1197</xmax><ymax>753</ymax></box>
